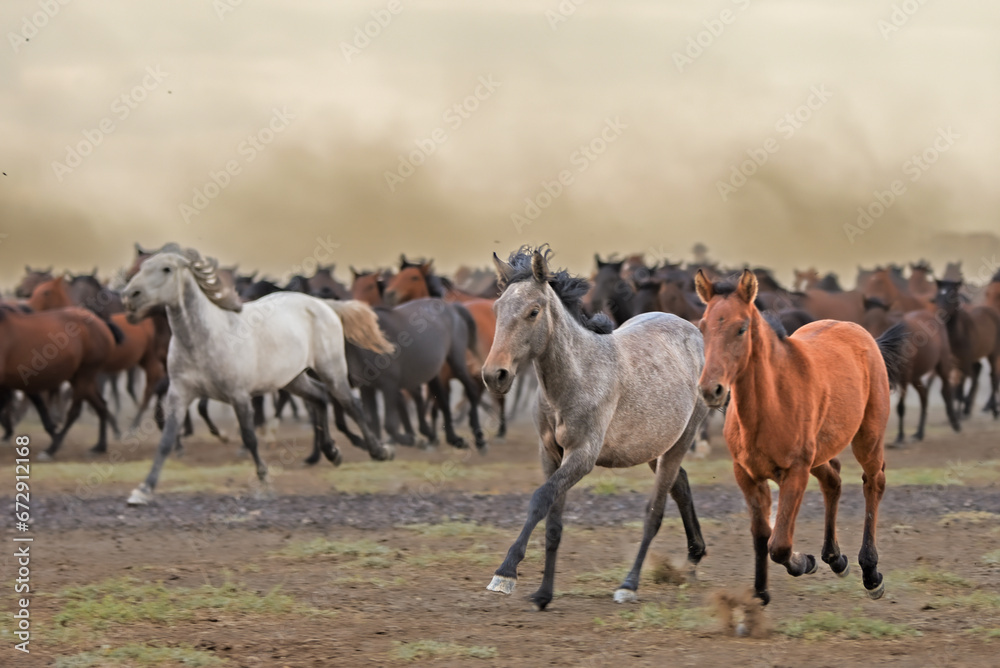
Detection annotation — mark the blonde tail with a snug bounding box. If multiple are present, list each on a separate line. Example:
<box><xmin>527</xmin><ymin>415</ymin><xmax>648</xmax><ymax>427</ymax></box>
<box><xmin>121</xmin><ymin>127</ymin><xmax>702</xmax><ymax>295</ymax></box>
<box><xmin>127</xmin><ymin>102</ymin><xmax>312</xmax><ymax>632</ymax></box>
<box><xmin>324</xmin><ymin>300</ymin><xmax>395</xmax><ymax>354</ymax></box>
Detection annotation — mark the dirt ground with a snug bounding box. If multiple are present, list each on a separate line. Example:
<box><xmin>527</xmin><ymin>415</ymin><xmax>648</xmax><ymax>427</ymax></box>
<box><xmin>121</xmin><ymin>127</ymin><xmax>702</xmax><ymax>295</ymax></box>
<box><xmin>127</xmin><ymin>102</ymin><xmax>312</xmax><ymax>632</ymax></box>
<box><xmin>3</xmin><ymin>395</ymin><xmax>1000</xmax><ymax>667</ymax></box>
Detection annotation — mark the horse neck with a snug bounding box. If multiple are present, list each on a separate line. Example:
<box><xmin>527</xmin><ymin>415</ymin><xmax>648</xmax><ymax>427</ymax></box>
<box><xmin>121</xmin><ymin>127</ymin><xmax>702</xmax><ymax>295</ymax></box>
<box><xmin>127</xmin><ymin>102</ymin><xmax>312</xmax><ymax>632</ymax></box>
<box><xmin>164</xmin><ymin>273</ymin><xmax>230</xmax><ymax>352</ymax></box>
<box><xmin>533</xmin><ymin>297</ymin><xmax>609</xmax><ymax>405</ymax></box>
<box><xmin>729</xmin><ymin>310</ymin><xmax>784</xmax><ymax>430</ymax></box>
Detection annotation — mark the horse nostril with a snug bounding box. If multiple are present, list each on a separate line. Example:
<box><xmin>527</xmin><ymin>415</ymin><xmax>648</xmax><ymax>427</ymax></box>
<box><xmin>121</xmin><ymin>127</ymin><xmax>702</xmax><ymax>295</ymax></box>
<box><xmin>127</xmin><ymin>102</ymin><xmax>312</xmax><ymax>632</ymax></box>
<box><xmin>496</xmin><ymin>369</ymin><xmax>509</xmax><ymax>385</ymax></box>
<box><xmin>713</xmin><ymin>384</ymin><xmax>724</xmax><ymax>398</ymax></box>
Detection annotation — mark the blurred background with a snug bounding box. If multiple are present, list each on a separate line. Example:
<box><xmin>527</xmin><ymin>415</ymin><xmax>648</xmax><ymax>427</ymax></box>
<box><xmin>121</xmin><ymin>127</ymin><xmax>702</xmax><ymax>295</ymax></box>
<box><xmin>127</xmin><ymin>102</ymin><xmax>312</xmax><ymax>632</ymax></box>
<box><xmin>2</xmin><ymin>0</ymin><xmax>999</xmax><ymax>285</ymax></box>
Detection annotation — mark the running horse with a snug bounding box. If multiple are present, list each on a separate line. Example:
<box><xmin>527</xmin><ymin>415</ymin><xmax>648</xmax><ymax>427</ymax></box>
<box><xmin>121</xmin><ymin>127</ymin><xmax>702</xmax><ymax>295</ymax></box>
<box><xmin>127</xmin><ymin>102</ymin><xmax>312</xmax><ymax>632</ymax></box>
<box><xmin>695</xmin><ymin>269</ymin><xmax>905</xmax><ymax>604</ymax></box>
<box><xmin>28</xmin><ymin>276</ymin><xmax>162</xmax><ymax>455</ymax></box>
<box><xmin>483</xmin><ymin>247</ymin><xmax>709</xmax><ymax>609</ymax></box>
<box><xmin>121</xmin><ymin>247</ymin><xmax>395</xmax><ymax>505</ymax></box>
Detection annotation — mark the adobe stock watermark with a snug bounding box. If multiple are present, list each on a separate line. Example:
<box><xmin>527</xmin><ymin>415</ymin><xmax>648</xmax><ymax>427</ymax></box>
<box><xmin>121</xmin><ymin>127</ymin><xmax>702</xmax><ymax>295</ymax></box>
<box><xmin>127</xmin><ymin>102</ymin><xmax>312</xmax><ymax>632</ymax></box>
<box><xmin>212</xmin><ymin>0</ymin><xmax>244</xmax><ymax>21</ymax></box>
<box><xmin>50</xmin><ymin>66</ymin><xmax>168</xmax><ymax>182</ymax></box>
<box><xmin>545</xmin><ymin>0</ymin><xmax>586</xmax><ymax>31</ymax></box>
<box><xmin>179</xmin><ymin>107</ymin><xmax>295</xmax><ymax>224</ymax></box>
<box><xmin>844</xmin><ymin>126</ymin><xmax>959</xmax><ymax>244</ymax></box>
<box><xmin>7</xmin><ymin>0</ymin><xmax>72</xmax><ymax>54</ymax></box>
<box><xmin>673</xmin><ymin>0</ymin><xmax>752</xmax><ymax>73</ymax></box>
<box><xmin>340</xmin><ymin>0</ymin><xmax>404</xmax><ymax>63</ymax></box>
<box><xmin>877</xmin><ymin>0</ymin><xmax>930</xmax><ymax>40</ymax></box>
<box><xmin>511</xmin><ymin>116</ymin><xmax>627</xmax><ymax>233</ymax></box>
<box><xmin>716</xmin><ymin>84</ymin><xmax>832</xmax><ymax>201</ymax></box>
<box><xmin>383</xmin><ymin>75</ymin><xmax>501</xmax><ymax>192</ymax></box>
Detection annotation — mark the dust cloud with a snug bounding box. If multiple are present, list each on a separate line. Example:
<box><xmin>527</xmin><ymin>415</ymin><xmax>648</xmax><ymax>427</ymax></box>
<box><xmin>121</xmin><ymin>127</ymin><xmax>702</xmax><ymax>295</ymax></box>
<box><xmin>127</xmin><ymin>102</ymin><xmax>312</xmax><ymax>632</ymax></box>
<box><xmin>2</xmin><ymin>1</ymin><xmax>998</xmax><ymax>289</ymax></box>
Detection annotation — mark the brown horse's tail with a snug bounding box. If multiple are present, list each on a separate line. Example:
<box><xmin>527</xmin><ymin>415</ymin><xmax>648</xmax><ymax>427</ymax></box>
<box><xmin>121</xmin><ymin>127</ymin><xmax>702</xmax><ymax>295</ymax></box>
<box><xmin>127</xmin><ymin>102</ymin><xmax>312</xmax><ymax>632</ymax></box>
<box><xmin>453</xmin><ymin>303</ymin><xmax>479</xmax><ymax>359</ymax></box>
<box><xmin>323</xmin><ymin>300</ymin><xmax>394</xmax><ymax>355</ymax></box>
<box><xmin>875</xmin><ymin>322</ymin><xmax>908</xmax><ymax>390</ymax></box>
<box><xmin>102</xmin><ymin>317</ymin><xmax>125</xmax><ymax>345</ymax></box>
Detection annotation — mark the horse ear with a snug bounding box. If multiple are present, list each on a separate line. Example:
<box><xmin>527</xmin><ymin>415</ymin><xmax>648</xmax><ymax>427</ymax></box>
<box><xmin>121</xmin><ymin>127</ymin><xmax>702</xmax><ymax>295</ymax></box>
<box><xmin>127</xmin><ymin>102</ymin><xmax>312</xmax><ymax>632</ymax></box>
<box><xmin>350</xmin><ymin>266</ymin><xmax>359</xmax><ymax>279</ymax></box>
<box><xmin>249</xmin><ymin>270</ymin><xmax>258</xmax><ymax>281</ymax></box>
<box><xmin>24</xmin><ymin>265</ymin><xmax>31</xmax><ymax>273</ymax></box>
<box><xmin>531</xmin><ymin>251</ymin><xmax>548</xmax><ymax>283</ymax></box>
<box><xmin>736</xmin><ymin>269</ymin><xmax>758</xmax><ymax>304</ymax></box>
<box><xmin>694</xmin><ymin>269</ymin><xmax>714</xmax><ymax>304</ymax></box>
<box><xmin>595</xmin><ymin>254</ymin><xmax>604</xmax><ymax>268</ymax></box>
<box><xmin>376</xmin><ymin>279</ymin><xmax>386</xmax><ymax>296</ymax></box>
<box><xmin>492</xmin><ymin>253</ymin><xmax>515</xmax><ymax>285</ymax></box>
<box><xmin>420</xmin><ymin>261</ymin><xmax>433</xmax><ymax>276</ymax></box>
<box><xmin>399</xmin><ymin>254</ymin><xmax>408</xmax><ymax>268</ymax></box>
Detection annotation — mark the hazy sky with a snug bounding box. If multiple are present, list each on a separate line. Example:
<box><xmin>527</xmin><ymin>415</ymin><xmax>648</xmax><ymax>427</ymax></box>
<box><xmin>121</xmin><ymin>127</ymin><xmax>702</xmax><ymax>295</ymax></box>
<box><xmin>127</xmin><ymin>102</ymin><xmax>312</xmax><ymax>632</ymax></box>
<box><xmin>3</xmin><ymin>1</ymin><xmax>999</xmax><ymax>288</ymax></box>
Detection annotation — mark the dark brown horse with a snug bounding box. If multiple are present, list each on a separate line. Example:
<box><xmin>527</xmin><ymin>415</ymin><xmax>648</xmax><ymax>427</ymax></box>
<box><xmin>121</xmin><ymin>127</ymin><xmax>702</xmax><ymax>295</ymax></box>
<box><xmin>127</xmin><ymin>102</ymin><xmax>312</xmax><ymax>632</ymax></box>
<box><xmin>862</xmin><ymin>298</ymin><xmax>961</xmax><ymax>442</ymax></box>
<box><xmin>696</xmin><ymin>269</ymin><xmax>905</xmax><ymax>604</ymax></box>
<box><xmin>935</xmin><ymin>280</ymin><xmax>1000</xmax><ymax>419</ymax></box>
<box><xmin>29</xmin><ymin>276</ymin><xmax>163</xmax><ymax>453</ymax></box>
<box><xmin>0</xmin><ymin>304</ymin><xmax>123</xmax><ymax>457</ymax></box>
<box><xmin>350</xmin><ymin>268</ymin><xmax>389</xmax><ymax>307</ymax></box>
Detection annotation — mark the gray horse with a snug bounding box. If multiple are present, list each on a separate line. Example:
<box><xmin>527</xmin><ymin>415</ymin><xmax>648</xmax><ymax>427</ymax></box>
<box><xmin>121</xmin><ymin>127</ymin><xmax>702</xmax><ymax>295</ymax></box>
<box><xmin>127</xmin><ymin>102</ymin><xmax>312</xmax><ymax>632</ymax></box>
<box><xmin>482</xmin><ymin>246</ymin><xmax>709</xmax><ymax>609</ymax></box>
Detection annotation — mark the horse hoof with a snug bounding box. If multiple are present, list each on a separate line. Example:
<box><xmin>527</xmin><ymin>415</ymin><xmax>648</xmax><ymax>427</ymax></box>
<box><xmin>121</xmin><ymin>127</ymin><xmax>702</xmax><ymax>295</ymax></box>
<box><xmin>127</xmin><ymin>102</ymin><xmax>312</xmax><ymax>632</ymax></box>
<box><xmin>836</xmin><ymin>562</ymin><xmax>851</xmax><ymax>578</ymax></box>
<box><xmin>126</xmin><ymin>485</ymin><xmax>153</xmax><ymax>506</ymax></box>
<box><xmin>486</xmin><ymin>575</ymin><xmax>516</xmax><ymax>594</ymax></box>
<box><xmin>331</xmin><ymin>449</ymin><xmax>343</xmax><ymax>467</ymax></box>
<box><xmin>613</xmin><ymin>588</ymin><xmax>638</xmax><ymax>603</ymax></box>
<box><xmin>866</xmin><ymin>579</ymin><xmax>885</xmax><ymax>600</ymax></box>
<box><xmin>449</xmin><ymin>437</ymin><xmax>469</xmax><ymax>450</ymax></box>
<box><xmin>804</xmin><ymin>555</ymin><xmax>818</xmax><ymax>575</ymax></box>
<box><xmin>89</xmin><ymin>446</ymin><xmax>107</xmax><ymax>455</ymax></box>
<box><xmin>476</xmin><ymin>441</ymin><xmax>489</xmax><ymax>455</ymax></box>
<box><xmin>735</xmin><ymin>622</ymin><xmax>749</xmax><ymax>637</ymax></box>
<box><xmin>36</xmin><ymin>451</ymin><xmax>53</xmax><ymax>463</ymax></box>
<box><xmin>303</xmin><ymin>456</ymin><xmax>320</xmax><ymax>466</ymax></box>
<box><xmin>217</xmin><ymin>432</ymin><xmax>230</xmax><ymax>444</ymax></box>
<box><xmin>375</xmin><ymin>445</ymin><xmax>395</xmax><ymax>461</ymax></box>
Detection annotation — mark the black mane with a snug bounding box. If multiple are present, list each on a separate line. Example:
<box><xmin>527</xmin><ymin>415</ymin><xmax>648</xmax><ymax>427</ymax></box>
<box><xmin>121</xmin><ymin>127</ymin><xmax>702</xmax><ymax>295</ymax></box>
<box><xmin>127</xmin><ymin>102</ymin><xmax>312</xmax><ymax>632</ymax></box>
<box><xmin>714</xmin><ymin>277</ymin><xmax>786</xmax><ymax>340</ymax></box>
<box><xmin>502</xmin><ymin>246</ymin><xmax>613</xmax><ymax>335</ymax></box>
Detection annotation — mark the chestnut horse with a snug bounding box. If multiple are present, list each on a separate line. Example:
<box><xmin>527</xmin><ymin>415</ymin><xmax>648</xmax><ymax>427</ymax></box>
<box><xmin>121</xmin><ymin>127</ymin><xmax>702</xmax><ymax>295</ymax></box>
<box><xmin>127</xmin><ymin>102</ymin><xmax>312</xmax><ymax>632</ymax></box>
<box><xmin>695</xmin><ymin>269</ymin><xmax>906</xmax><ymax>604</ymax></box>
<box><xmin>935</xmin><ymin>280</ymin><xmax>1000</xmax><ymax>419</ymax></box>
<box><xmin>862</xmin><ymin>267</ymin><xmax>930</xmax><ymax>313</ymax></box>
<box><xmin>28</xmin><ymin>276</ymin><xmax>163</xmax><ymax>453</ymax></box>
<box><xmin>0</xmin><ymin>303</ymin><xmax>123</xmax><ymax>457</ymax></box>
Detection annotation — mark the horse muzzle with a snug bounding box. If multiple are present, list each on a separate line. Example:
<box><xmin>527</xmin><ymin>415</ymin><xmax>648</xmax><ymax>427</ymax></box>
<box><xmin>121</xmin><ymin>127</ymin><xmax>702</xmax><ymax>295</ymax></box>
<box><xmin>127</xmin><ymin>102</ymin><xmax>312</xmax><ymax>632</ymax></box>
<box><xmin>700</xmin><ymin>381</ymin><xmax>730</xmax><ymax>409</ymax></box>
<box><xmin>483</xmin><ymin>365</ymin><xmax>515</xmax><ymax>395</ymax></box>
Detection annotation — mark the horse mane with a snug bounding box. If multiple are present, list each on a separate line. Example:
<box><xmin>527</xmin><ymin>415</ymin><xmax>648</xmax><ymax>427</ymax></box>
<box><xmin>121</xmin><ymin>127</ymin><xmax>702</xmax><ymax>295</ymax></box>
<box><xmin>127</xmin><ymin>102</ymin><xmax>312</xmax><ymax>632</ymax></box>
<box><xmin>69</xmin><ymin>274</ymin><xmax>103</xmax><ymax>290</ymax></box>
<box><xmin>167</xmin><ymin>248</ymin><xmax>242</xmax><ymax>312</ymax></box>
<box><xmin>501</xmin><ymin>246</ymin><xmax>614</xmax><ymax>335</ymax></box>
<box><xmin>817</xmin><ymin>273</ymin><xmax>842</xmax><ymax>292</ymax></box>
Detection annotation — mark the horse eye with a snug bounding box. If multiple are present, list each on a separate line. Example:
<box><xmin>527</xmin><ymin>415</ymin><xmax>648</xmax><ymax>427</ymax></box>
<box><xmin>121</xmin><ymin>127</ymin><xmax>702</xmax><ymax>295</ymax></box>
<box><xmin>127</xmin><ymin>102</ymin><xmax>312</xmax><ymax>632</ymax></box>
<box><xmin>529</xmin><ymin>308</ymin><xmax>540</xmax><ymax>319</ymax></box>
<box><xmin>737</xmin><ymin>324</ymin><xmax>747</xmax><ymax>335</ymax></box>
<box><xmin>162</xmin><ymin>267</ymin><xmax>171</xmax><ymax>274</ymax></box>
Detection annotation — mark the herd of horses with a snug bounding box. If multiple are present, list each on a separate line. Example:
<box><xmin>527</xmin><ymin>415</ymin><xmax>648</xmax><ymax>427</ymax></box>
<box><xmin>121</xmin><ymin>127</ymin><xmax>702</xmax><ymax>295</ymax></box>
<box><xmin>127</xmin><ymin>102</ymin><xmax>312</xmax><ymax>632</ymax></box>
<box><xmin>5</xmin><ymin>243</ymin><xmax>1000</xmax><ymax>616</ymax></box>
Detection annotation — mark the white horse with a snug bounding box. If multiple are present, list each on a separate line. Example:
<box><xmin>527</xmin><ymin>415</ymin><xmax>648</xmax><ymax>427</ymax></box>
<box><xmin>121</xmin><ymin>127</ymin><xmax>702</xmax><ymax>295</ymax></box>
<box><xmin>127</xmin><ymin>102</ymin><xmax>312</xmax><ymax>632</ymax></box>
<box><xmin>122</xmin><ymin>248</ymin><xmax>395</xmax><ymax>505</ymax></box>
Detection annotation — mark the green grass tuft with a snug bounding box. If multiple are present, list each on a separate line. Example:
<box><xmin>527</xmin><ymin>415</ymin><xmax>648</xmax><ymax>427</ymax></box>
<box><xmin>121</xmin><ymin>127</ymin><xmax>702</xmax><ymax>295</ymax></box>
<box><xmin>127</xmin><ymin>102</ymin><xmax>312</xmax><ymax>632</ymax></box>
<box><xmin>392</xmin><ymin>640</ymin><xmax>498</xmax><ymax>661</ymax></box>
<box><xmin>53</xmin><ymin>644</ymin><xmax>224</xmax><ymax>667</ymax></box>
<box><xmin>779</xmin><ymin>611</ymin><xmax>920</xmax><ymax>640</ymax></box>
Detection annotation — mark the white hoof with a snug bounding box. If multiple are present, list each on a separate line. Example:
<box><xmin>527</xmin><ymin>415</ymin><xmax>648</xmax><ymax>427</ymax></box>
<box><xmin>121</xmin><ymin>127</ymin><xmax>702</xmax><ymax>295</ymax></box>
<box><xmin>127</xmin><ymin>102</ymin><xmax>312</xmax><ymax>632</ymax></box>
<box><xmin>126</xmin><ymin>484</ymin><xmax>153</xmax><ymax>506</ymax></box>
<box><xmin>836</xmin><ymin>563</ymin><xmax>851</xmax><ymax>578</ymax></box>
<box><xmin>486</xmin><ymin>575</ymin><xmax>516</xmax><ymax>594</ymax></box>
<box><xmin>866</xmin><ymin>579</ymin><xmax>885</xmax><ymax>600</ymax></box>
<box><xmin>735</xmin><ymin>622</ymin><xmax>749</xmax><ymax>637</ymax></box>
<box><xmin>686</xmin><ymin>563</ymin><xmax>699</xmax><ymax>583</ymax></box>
<box><xmin>380</xmin><ymin>444</ymin><xmax>396</xmax><ymax>461</ymax></box>
<box><xmin>613</xmin><ymin>588</ymin><xmax>638</xmax><ymax>603</ymax></box>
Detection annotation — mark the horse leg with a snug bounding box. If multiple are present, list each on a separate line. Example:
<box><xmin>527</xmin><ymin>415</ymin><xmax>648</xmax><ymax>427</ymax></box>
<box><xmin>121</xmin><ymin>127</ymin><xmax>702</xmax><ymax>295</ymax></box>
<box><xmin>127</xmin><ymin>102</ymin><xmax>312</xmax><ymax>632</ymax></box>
<box><xmin>385</xmin><ymin>389</ymin><xmax>415</xmax><ymax>447</ymax></box>
<box><xmin>108</xmin><ymin>373</ymin><xmax>122</xmax><ymax>415</ymax></box>
<box><xmin>125</xmin><ymin>367</ymin><xmax>139</xmax><ymax>405</ymax></box>
<box><xmin>911</xmin><ymin>378</ymin><xmax>929</xmax><ymax>441</ymax></box>
<box><xmin>251</xmin><ymin>395</ymin><xmax>265</xmax><ymax>430</ymax></box>
<box><xmin>811</xmin><ymin>459</ymin><xmax>850</xmax><ymax>577</ymax></box>
<box><xmin>488</xmin><ymin>446</ymin><xmax>598</xmax><ymax>596</ymax></box>
<box><xmin>86</xmin><ymin>383</ymin><xmax>118</xmax><ymax>454</ymax></box>
<box><xmin>427</xmin><ymin>377</ymin><xmax>465</xmax><ymax>449</ymax></box>
<box><xmin>617</xmin><ymin>405</ymin><xmax>708</xmax><ymax>601</ymax></box>
<box><xmin>128</xmin><ymin>389</ymin><xmax>191</xmax><ymax>505</ymax></box>
<box><xmin>851</xmin><ymin>422</ymin><xmax>888</xmax><ymax>599</ymax></box>
<box><xmin>286</xmin><ymin>374</ymin><xmax>341</xmax><ymax>467</ymax></box>
<box><xmin>669</xmin><ymin>467</ymin><xmax>707</xmax><ymax>573</ymax></box>
<box><xmin>529</xmin><ymin>452</ymin><xmax>566</xmax><ymax>611</ymax></box>
<box><xmin>939</xmin><ymin>363</ymin><xmax>961</xmax><ymax>432</ymax></box>
<box><xmin>233</xmin><ymin>399</ymin><xmax>269</xmax><ymax>484</ymax></box>
<box><xmin>734</xmin><ymin>465</ymin><xmax>773</xmax><ymax>605</ymax></box>
<box><xmin>0</xmin><ymin>390</ymin><xmax>12</xmax><ymax>441</ymax></box>
<box><xmin>324</xmin><ymin>374</ymin><xmax>392</xmax><ymax>462</ymax></box>
<box><xmin>26</xmin><ymin>393</ymin><xmax>59</xmax><ymax>439</ymax></box>
<box><xmin>987</xmin><ymin>355</ymin><xmax>1000</xmax><ymax>418</ymax></box>
<box><xmin>615</xmin><ymin>441</ymin><xmax>687</xmax><ymax>602</ymax></box>
<box><xmin>44</xmin><ymin>394</ymin><xmax>86</xmax><ymax>459</ymax></box>
<box><xmin>495</xmin><ymin>394</ymin><xmax>507</xmax><ymax>440</ymax></box>
<box><xmin>409</xmin><ymin>390</ymin><xmax>437</xmax><ymax>445</ymax></box>
<box><xmin>893</xmin><ymin>383</ymin><xmax>908</xmax><ymax>445</ymax></box>
<box><xmin>451</xmin><ymin>363</ymin><xmax>487</xmax><ymax>451</ymax></box>
<box><xmin>182</xmin><ymin>409</ymin><xmax>194</xmax><ymax>437</ymax></box>
<box><xmin>964</xmin><ymin>361</ymin><xmax>983</xmax><ymax>417</ymax></box>
<box><xmin>769</xmin><ymin>464</ymin><xmax>815</xmax><ymax>577</ymax></box>
<box><xmin>198</xmin><ymin>398</ymin><xmax>229</xmax><ymax>443</ymax></box>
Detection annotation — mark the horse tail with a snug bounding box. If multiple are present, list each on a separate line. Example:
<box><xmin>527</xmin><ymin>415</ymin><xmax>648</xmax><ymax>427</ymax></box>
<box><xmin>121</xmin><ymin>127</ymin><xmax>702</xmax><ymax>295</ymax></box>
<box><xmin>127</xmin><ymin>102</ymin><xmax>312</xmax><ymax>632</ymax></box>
<box><xmin>102</xmin><ymin>317</ymin><xmax>125</xmax><ymax>345</ymax></box>
<box><xmin>453</xmin><ymin>303</ymin><xmax>479</xmax><ymax>358</ymax></box>
<box><xmin>323</xmin><ymin>299</ymin><xmax>394</xmax><ymax>355</ymax></box>
<box><xmin>875</xmin><ymin>321</ymin><xmax>908</xmax><ymax>390</ymax></box>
